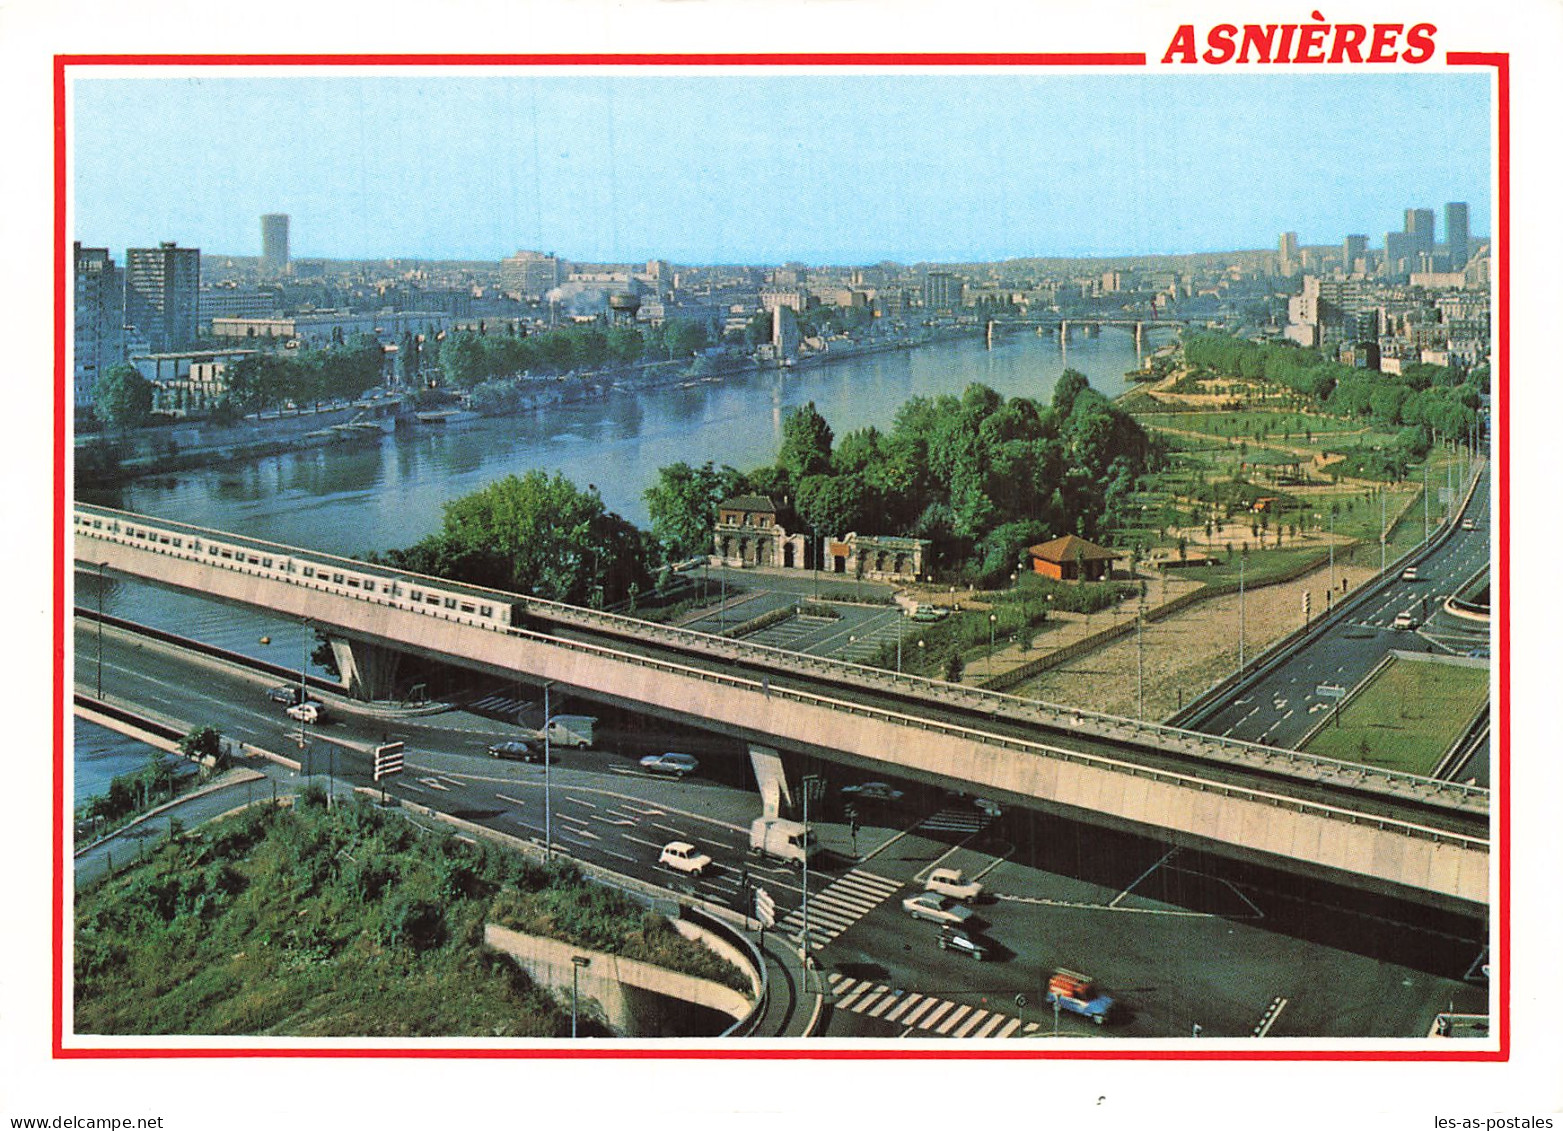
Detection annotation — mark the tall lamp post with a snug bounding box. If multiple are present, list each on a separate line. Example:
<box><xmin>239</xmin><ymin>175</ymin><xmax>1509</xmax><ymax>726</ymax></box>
<box><xmin>571</xmin><ymin>955</ymin><xmax>591</xmax><ymax>1038</ymax></box>
<box><xmin>543</xmin><ymin>680</ymin><xmax>554</xmax><ymax>863</ymax></box>
<box><xmin>987</xmin><ymin>613</ymin><xmax>997</xmax><ymax>678</ymax></box>
<box><xmin>95</xmin><ymin>561</ymin><xmax>108</xmax><ymax>700</ymax></box>
<box><xmin>800</xmin><ymin>773</ymin><xmax>825</xmax><ymax>987</ymax></box>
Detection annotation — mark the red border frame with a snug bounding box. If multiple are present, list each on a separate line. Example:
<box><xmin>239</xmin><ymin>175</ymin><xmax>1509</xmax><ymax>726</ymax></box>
<box><xmin>53</xmin><ymin>50</ymin><xmax>1507</xmax><ymax>1063</ymax></box>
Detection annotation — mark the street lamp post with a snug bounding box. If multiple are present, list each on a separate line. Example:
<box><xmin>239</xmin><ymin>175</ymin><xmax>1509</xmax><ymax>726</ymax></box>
<box><xmin>571</xmin><ymin>955</ymin><xmax>591</xmax><ymax>1038</ymax></box>
<box><xmin>800</xmin><ymin>773</ymin><xmax>824</xmax><ymax>987</ymax></box>
<box><xmin>1237</xmin><ymin>553</ymin><xmax>1246</xmax><ymax>675</ymax></box>
<box><xmin>95</xmin><ymin>561</ymin><xmax>107</xmax><ymax>700</ymax></box>
<box><xmin>1136</xmin><ymin>598</ymin><xmax>1145</xmax><ymax>720</ymax></box>
<box><xmin>543</xmin><ymin>680</ymin><xmax>554</xmax><ymax>863</ymax></box>
<box><xmin>988</xmin><ymin>613</ymin><xmax>997</xmax><ymax>677</ymax></box>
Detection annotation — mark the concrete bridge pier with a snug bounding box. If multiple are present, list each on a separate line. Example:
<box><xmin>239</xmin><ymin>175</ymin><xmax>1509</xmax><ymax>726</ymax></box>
<box><xmin>1135</xmin><ymin>321</ymin><xmax>1144</xmax><ymax>360</ymax></box>
<box><xmin>328</xmin><ymin>634</ymin><xmax>404</xmax><ymax>701</ymax></box>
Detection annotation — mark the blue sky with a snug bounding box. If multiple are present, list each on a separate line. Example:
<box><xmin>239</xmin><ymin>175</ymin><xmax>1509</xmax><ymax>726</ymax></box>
<box><xmin>71</xmin><ymin>72</ymin><xmax>1490</xmax><ymax>264</ymax></box>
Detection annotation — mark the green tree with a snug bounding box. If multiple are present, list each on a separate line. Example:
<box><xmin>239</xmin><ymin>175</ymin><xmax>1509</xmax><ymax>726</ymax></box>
<box><xmin>94</xmin><ymin>363</ymin><xmax>154</xmax><ymax>433</ymax></box>
<box><xmin>440</xmin><ymin>332</ymin><xmax>487</xmax><ymax>387</ymax></box>
<box><xmin>179</xmin><ymin>725</ymin><xmax>225</xmax><ymax>767</ymax></box>
<box><xmin>380</xmin><ymin>471</ymin><xmax>651</xmax><ymax>606</ymax></box>
<box><xmin>795</xmin><ymin>474</ymin><xmax>865</xmax><ymax>540</ymax></box>
<box><xmin>778</xmin><ymin>402</ymin><xmax>834</xmax><ymax>480</ymax></box>
<box><xmin>643</xmin><ymin>461</ymin><xmax>735</xmax><ymax>559</ymax></box>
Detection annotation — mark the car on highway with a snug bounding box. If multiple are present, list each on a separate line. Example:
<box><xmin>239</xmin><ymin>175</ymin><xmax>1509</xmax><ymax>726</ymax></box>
<box><xmin>925</xmin><ymin>867</ymin><xmax>984</xmax><ymax>903</ymax></box>
<box><xmin>267</xmin><ymin>685</ymin><xmax>304</xmax><ymax>706</ymax></box>
<box><xmin>841</xmin><ymin>781</ymin><xmax>904</xmax><ymax>803</ymax></box>
<box><xmin>937</xmin><ymin>926</ymin><xmax>991</xmax><ymax>961</ymax></box>
<box><xmin>285</xmin><ymin>700</ymin><xmax>325</xmax><ymax>724</ymax></box>
<box><xmin>658</xmin><ymin>841</ymin><xmax>713</xmax><ymax>877</ymax></box>
<box><xmin>1393</xmin><ymin>611</ymin><xmax>1417</xmax><ymax>630</ymax></box>
<box><xmin>487</xmin><ymin>739</ymin><xmax>544</xmax><ymax>763</ymax></box>
<box><xmin>640</xmin><ymin>751</ymin><xmax>699</xmax><ymax>778</ymax></box>
<box><xmin>1463</xmin><ymin>518</ymin><xmax>1477</xmax><ymax>531</ymax></box>
<box><xmin>1044</xmin><ymin>968</ymin><xmax>1115</xmax><ymax>1026</ymax></box>
<box><xmin>902</xmin><ymin>891</ymin><xmax>977</xmax><ymax>926</ymax></box>
<box><xmin>1401</xmin><ymin>566</ymin><xmax>1419</xmax><ymax>582</ymax></box>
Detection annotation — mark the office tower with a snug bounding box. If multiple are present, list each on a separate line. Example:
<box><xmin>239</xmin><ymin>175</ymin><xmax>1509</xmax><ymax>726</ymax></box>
<box><xmin>922</xmin><ymin>270</ymin><xmax>959</xmax><ymax>312</ymax></box>
<box><xmin>125</xmin><ymin>241</ymin><xmax>200</xmax><ymax>353</ymax></box>
<box><xmin>1383</xmin><ymin>231</ymin><xmax>1416</xmax><ymax>275</ymax></box>
<box><xmin>261</xmin><ymin>213</ymin><xmax>290</xmax><ymax>273</ymax></box>
<box><xmin>1278</xmin><ymin>231</ymin><xmax>1299</xmax><ymax>276</ymax></box>
<box><xmin>500</xmin><ymin>250</ymin><xmax>564</xmax><ymax>299</ymax></box>
<box><xmin>73</xmin><ymin>243</ymin><xmax>125</xmax><ymax>412</ymax></box>
<box><xmin>1405</xmin><ymin>207</ymin><xmax>1436</xmax><ymax>257</ymax></box>
<box><xmin>1445</xmin><ymin>202</ymin><xmax>1469</xmax><ymax>269</ymax></box>
<box><xmin>1341</xmin><ymin>234</ymin><xmax>1368</xmax><ymax>274</ymax></box>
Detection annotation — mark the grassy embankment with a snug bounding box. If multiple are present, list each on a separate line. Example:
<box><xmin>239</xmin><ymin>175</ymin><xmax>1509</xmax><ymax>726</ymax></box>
<box><xmin>75</xmin><ymin>792</ymin><xmax>747</xmax><ymax>1037</ymax></box>
<box><xmin>1302</xmin><ymin>656</ymin><xmax>1489</xmax><ymax>776</ymax></box>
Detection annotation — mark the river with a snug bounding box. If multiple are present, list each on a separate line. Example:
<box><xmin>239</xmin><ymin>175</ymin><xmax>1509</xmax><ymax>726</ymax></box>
<box><xmin>73</xmin><ymin>329</ymin><xmax>1150</xmax><ymax>797</ymax></box>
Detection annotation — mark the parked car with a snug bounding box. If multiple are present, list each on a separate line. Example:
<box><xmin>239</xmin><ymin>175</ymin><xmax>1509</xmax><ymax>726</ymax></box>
<box><xmin>487</xmin><ymin>739</ymin><xmax>543</xmax><ymax>763</ymax></box>
<box><xmin>1044</xmin><ymin>968</ymin><xmax>1115</xmax><ymax>1026</ymax></box>
<box><xmin>937</xmin><ymin>926</ymin><xmax>991</xmax><ymax>961</ymax></box>
<box><xmin>285</xmin><ymin>700</ymin><xmax>324</xmax><ymax>724</ymax></box>
<box><xmin>267</xmin><ymin>685</ymin><xmax>304</xmax><ymax>706</ymax></box>
<box><xmin>841</xmin><ymin>781</ymin><xmax>904</xmax><ymax>803</ymax></box>
<box><xmin>640</xmin><ymin>751</ymin><xmax>699</xmax><ymax>777</ymax></box>
<box><xmin>924</xmin><ymin>867</ymin><xmax>984</xmax><ymax>903</ymax></box>
<box><xmin>658</xmin><ymin>841</ymin><xmax>713</xmax><ymax>877</ymax></box>
<box><xmin>902</xmin><ymin>891</ymin><xmax>976</xmax><ymax>926</ymax></box>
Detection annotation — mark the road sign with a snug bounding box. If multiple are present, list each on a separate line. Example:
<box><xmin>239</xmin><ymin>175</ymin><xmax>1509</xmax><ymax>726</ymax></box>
<box><xmin>1316</xmin><ymin>683</ymin><xmax>1346</xmax><ymax>699</ymax></box>
<box><xmin>373</xmin><ymin>741</ymin><xmax>405</xmax><ymax>781</ymax></box>
<box><xmin>1015</xmin><ymin>993</ymin><xmax>1028</xmax><ymax>1009</ymax></box>
<box><xmin>754</xmin><ymin>886</ymin><xmax>777</xmax><ymax>929</ymax></box>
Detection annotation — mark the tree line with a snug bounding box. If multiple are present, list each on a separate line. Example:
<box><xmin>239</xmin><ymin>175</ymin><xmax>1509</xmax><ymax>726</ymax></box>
<box><xmin>1182</xmin><ymin>333</ymin><xmax>1485</xmax><ymax>441</ymax></box>
<box><xmin>645</xmin><ymin>375</ymin><xmax>1160</xmax><ymax>585</ymax></box>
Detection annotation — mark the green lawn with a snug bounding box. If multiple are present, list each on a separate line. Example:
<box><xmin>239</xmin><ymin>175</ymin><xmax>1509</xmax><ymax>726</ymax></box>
<box><xmin>1302</xmin><ymin>656</ymin><xmax>1488</xmax><ymax>776</ymax></box>
<box><xmin>1148</xmin><ymin>411</ymin><xmax>1366</xmax><ymax>440</ymax></box>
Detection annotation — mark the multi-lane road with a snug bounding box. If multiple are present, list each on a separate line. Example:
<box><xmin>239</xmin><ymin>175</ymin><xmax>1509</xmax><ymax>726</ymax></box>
<box><xmin>1193</xmin><ymin>465</ymin><xmax>1491</xmax><ymax>755</ymax></box>
<box><xmin>75</xmin><ymin>618</ymin><xmax>1488</xmax><ymax>1038</ymax></box>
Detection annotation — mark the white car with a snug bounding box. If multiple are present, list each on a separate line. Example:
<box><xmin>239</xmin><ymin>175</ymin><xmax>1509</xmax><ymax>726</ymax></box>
<box><xmin>924</xmin><ymin>867</ymin><xmax>984</xmax><ymax>903</ymax></box>
<box><xmin>285</xmin><ymin>700</ymin><xmax>324</xmax><ymax>724</ymax></box>
<box><xmin>902</xmin><ymin>891</ymin><xmax>976</xmax><ymax>926</ymax></box>
<box><xmin>658</xmin><ymin>841</ymin><xmax>713</xmax><ymax>878</ymax></box>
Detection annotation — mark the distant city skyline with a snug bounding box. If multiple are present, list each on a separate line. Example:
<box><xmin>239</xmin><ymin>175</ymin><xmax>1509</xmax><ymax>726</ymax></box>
<box><xmin>71</xmin><ymin>72</ymin><xmax>1490</xmax><ymax>264</ymax></box>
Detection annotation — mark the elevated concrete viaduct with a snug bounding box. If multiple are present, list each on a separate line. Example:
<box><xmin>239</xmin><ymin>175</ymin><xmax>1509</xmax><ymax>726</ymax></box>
<box><xmin>74</xmin><ymin>515</ymin><xmax>1489</xmax><ymax>914</ymax></box>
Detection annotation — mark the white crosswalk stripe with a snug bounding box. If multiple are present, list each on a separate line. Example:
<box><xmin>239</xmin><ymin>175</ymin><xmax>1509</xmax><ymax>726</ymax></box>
<box><xmin>778</xmin><ymin>868</ymin><xmax>902</xmax><ymax>948</ymax></box>
<box><xmin>826</xmin><ymin>972</ymin><xmax>1033</xmax><ymax>1039</ymax></box>
<box><xmin>916</xmin><ymin>807</ymin><xmax>992</xmax><ymax>835</ymax></box>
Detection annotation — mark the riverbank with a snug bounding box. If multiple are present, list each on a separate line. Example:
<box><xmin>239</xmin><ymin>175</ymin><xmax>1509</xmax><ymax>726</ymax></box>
<box><xmin>73</xmin><ymin>326</ymin><xmax>980</xmax><ymax>491</ymax></box>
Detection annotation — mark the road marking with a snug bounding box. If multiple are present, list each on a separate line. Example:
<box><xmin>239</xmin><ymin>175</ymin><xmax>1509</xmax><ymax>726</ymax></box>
<box><xmin>902</xmin><ymin>998</ymin><xmax>938</xmax><ymax>1027</ymax></box>
<box><xmin>954</xmin><ymin>1009</ymin><xmax>989</xmax><ymax>1037</ymax></box>
<box><xmin>1252</xmin><ymin>996</ymin><xmax>1289</xmax><ymax>1037</ymax></box>
<box><xmin>996</xmin><ymin>1018</ymin><xmax>1022</xmax><ymax>1038</ymax></box>
<box><xmin>495</xmin><ymin>793</ymin><xmax>526</xmax><ymax>806</ymax></box>
<box><xmin>592</xmin><ymin>815</ymin><xmax>635</xmax><ymax>827</ymax></box>
<box><xmin>566</xmin><ymin>796</ymin><xmax>597</xmax><ymax>809</ymax></box>
<box><xmin>974</xmin><ymin>1012</ymin><xmax>1008</xmax><ymax>1038</ymax></box>
<box><xmin>919</xmin><ymin>1001</ymin><xmax>955</xmax><ymax>1030</ymax></box>
<box><xmin>883</xmin><ymin>993</ymin><xmax>922</xmax><ymax>1023</ymax></box>
<box><xmin>416</xmin><ymin>777</ymin><xmax>450</xmax><ymax>791</ymax></box>
<box><xmin>1108</xmin><ymin>846</ymin><xmax>1178</xmax><ymax>908</ymax></box>
<box><xmin>936</xmin><ymin>1005</ymin><xmax>972</xmax><ymax>1034</ymax></box>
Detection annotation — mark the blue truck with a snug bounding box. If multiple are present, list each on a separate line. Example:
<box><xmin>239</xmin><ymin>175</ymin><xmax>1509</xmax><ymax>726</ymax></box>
<box><xmin>1044</xmin><ymin>968</ymin><xmax>1115</xmax><ymax>1026</ymax></box>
